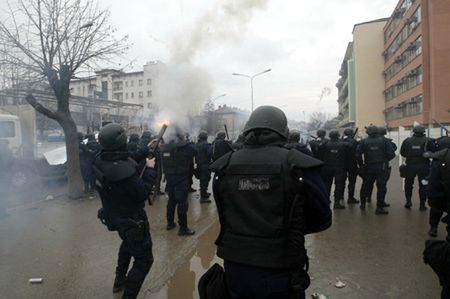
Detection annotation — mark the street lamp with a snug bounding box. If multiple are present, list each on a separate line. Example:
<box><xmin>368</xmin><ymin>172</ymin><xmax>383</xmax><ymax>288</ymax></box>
<box><xmin>232</xmin><ymin>68</ymin><xmax>271</xmax><ymax>112</ymax></box>
<box><xmin>211</xmin><ymin>93</ymin><xmax>227</xmax><ymax>103</ymax></box>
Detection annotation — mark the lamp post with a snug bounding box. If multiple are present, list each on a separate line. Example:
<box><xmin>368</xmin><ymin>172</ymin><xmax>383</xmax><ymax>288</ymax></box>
<box><xmin>211</xmin><ymin>93</ymin><xmax>227</xmax><ymax>103</ymax></box>
<box><xmin>232</xmin><ymin>68</ymin><xmax>271</xmax><ymax>112</ymax></box>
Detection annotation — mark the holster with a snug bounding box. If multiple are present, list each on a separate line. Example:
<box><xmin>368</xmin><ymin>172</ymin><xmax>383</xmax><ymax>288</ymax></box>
<box><xmin>97</xmin><ymin>208</ymin><xmax>117</xmax><ymax>231</ymax></box>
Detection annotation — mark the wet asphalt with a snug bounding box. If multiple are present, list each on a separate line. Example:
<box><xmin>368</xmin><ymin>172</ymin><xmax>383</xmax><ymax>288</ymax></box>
<box><xmin>0</xmin><ymin>161</ymin><xmax>443</xmax><ymax>299</ymax></box>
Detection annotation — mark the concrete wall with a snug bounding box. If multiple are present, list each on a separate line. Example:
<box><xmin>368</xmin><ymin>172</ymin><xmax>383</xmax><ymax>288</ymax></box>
<box><xmin>353</xmin><ymin>21</ymin><xmax>388</xmax><ymax>131</ymax></box>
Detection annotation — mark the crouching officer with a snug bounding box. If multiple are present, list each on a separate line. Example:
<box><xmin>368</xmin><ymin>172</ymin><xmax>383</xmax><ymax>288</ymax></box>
<box><xmin>423</xmin><ymin>147</ymin><xmax>450</xmax><ymax>298</ymax></box>
<box><xmin>93</xmin><ymin>123</ymin><xmax>155</xmax><ymax>299</ymax></box>
<box><xmin>211</xmin><ymin>106</ymin><xmax>332</xmax><ymax>299</ymax></box>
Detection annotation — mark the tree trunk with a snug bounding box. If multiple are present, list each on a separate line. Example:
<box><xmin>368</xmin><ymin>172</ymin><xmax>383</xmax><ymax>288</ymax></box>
<box><xmin>60</xmin><ymin>116</ymin><xmax>84</xmax><ymax>199</ymax></box>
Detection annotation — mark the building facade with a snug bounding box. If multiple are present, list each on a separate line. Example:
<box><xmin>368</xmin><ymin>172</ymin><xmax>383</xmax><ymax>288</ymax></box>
<box><xmin>383</xmin><ymin>0</ymin><xmax>450</xmax><ymax>128</ymax></box>
<box><xmin>336</xmin><ymin>19</ymin><xmax>388</xmax><ymax>131</ymax></box>
<box><xmin>70</xmin><ymin>61</ymin><xmax>164</xmax><ymax>126</ymax></box>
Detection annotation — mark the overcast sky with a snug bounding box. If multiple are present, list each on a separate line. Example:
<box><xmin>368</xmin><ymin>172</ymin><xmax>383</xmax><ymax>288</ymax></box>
<box><xmin>1</xmin><ymin>0</ymin><xmax>398</xmax><ymax>121</ymax></box>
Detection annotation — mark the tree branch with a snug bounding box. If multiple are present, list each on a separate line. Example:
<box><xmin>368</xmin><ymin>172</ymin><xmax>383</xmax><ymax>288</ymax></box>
<box><xmin>25</xmin><ymin>93</ymin><xmax>59</xmax><ymax>120</ymax></box>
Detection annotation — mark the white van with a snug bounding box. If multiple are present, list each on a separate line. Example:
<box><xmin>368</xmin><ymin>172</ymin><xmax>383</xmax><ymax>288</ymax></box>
<box><xmin>0</xmin><ymin>114</ymin><xmax>22</xmax><ymax>156</ymax></box>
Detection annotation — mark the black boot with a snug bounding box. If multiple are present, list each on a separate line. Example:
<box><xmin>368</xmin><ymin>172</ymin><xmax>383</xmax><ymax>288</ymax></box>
<box><xmin>428</xmin><ymin>227</ymin><xmax>438</xmax><ymax>237</ymax></box>
<box><xmin>112</xmin><ymin>275</ymin><xmax>126</xmax><ymax>293</ymax></box>
<box><xmin>380</xmin><ymin>201</ymin><xmax>391</xmax><ymax>208</ymax></box>
<box><xmin>347</xmin><ymin>198</ymin><xmax>360</xmax><ymax>204</ymax></box>
<box><xmin>360</xmin><ymin>198</ymin><xmax>366</xmax><ymax>210</ymax></box>
<box><xmin>166</xmin><ymin>222</ymin><xmax>177</xmax><ymax>231</ymax></box>
<box><xmin>419</xmin><ymin>201</ymin><xmax>427</xmax><ymax>211</ymax></box>
<box><xmin>404</xmin><ymin>198</ymin><xmax>412</xmax><ymax>209</ymax></box>
<box><xmin>178</xmin><ymin>227</ymin><xmax>195</xmax><ymax>236</ymax></box>
<box><xmin>375</xmin><ymin>207</ymin><xmax>389</xmax><ymax>215</ymax></box>
<box><xmin>333</xmin><ymin>200</ymin><xmax>345</xmax><ymax>210</ymax></box>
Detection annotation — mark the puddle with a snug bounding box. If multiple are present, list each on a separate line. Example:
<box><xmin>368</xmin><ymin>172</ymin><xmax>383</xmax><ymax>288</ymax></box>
<box><xmin>150</xmin><ymin>221</ymin><xmax>221</xmax><ymax>299</ymax></box>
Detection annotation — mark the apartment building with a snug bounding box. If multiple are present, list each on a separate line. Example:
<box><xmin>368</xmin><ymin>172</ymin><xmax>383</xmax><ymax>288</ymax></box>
<box><xmin>383</xmin><ymin>0</ymin><xmax>450</xmax><ymax>128</ymax></box>
<box><xmin>336</xmin><ymin>19</ymin><xmax>388</xmax><ymax>130</ymax></box>
<box><xmin>70</xmin><ymin>61</ymin><xmax>163</xmax><ymax>125</ymax></box>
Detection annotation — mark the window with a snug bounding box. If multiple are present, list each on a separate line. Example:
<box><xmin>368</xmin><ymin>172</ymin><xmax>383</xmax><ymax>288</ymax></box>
<box><xmin>384</xmin><ymin>36</ymin><xmax>422</xmax><ymax>81</ymax></box>
<box><xmin>113</xmin><ymin>93</ymin><xmax>123</xmax><ymax>102</ymax></box>
<box><xmin>147</xmin><ymin>78</ymin><xmax>152</xmax><ymax>85</ymax></box>
<box><xmin>139</xmin><ymin>79</ymin><xmax>143</xmax><ymax>87</ymax></box>
<box><xmin>113</xmin><ymin>81</ymin><xmax>123</xmax><ymax>91</ymax></box>
<box><xmin>385</xmin><ymin>95</ymin><xmax>423</xmax><ymax>121</ymax></box>
<box><xmin>147</xmin><ymin>103</ymin><xmax>152</xmax><ymax>109</ymax></box>
<box><xmin>0</xmin><ymin>121</ymin><xmax>15</xmax><ymax>137</ymax></box>
<box><xmin>131</xmin><ymin>92</ymin><xmax>134</xmax><ymax>99</ymax></box>
<box><xmin>139</xmin><ymin>91</ymin><xmax>143</xmax><ymax>98</ymax></box>
<box><xmin>147</xmin><ymin>90</ymin><xmax>152</xmax><ymax>97</ymax></box>
<box><xmin>384</xmin><ymin>65</ymin><xmax>422</xmax><ymax>101</ymax></box>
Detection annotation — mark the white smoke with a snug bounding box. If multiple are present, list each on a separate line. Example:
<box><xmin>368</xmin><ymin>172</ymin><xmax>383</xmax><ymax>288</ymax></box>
<box><xmin>152</xmin><ymin>0</ymin><xmax>269</xmax><ymax>137</ymax></box>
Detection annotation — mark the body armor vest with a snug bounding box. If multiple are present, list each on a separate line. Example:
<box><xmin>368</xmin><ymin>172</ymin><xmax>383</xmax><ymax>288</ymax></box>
<box><xmin>323</xmin><ymin>140</ymin><xmax>346</xmax><ymax>167</ymax></box>
<box><xmin>195</xmin><ymin>141</ymin><xmax>211</xmax><ymax>166</ymax></box>
<box><xmin>161</xmin><ymin>142</ymin><xmax>192</xmax><ymax>176</ymax></box>
<box><xmin>406</xmin><ymin>136</ymin><xmax>428</xmax><ymax>165</ymax></box>
<box><xmin>214</xmin><ymin>146</ymin><xmax>307</xmax><ymax>269</ymax></box>
<box><xmin>363</xmin><ymin>136</ymin><xmax>385</xmax><ymax>164</ymax></box>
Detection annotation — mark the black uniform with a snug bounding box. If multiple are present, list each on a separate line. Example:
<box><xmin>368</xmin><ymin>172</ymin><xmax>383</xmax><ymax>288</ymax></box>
<box><xmin>423</xmin><ymin>148</ymin><xmax>450</xmax><ymax>299</ymax></box>
<box><xmin>286</xmin><ymin>130</ymin><xmax>313</xmax><ymax>156</ymax></box>
<box><xmin>309</xmin><ymin>130</ymin><xmax>328</xmax><ymax>160</ymax></box>
<box><xmin>210</xmin><ymin>106</ymin><xmax>331</xmax><ymax>298</ymax></box>
<box><xmin>400</xmin><ymin>129</ymin><xmax>434</xmax><ymax>210</ymax></box>
<box><xmin>318</xmin><ymin>132</ymin><xmax>348</xmax><ymax>209</ymax></box>
<box><xmin>94</xmin><ymin>124</ymin><xmax>154</xmax><ymax>299</ymax></box>
<box><xmin>161</xmin><ymin>138</ymin><xmax>197</xmax><ymax>235</ymax></box>
<box><xmin>357</xmin><ymin>128</ymin><xmax>395</xmax><ymax>214</ymax></box>
<box><xmin>195</xmin><ymin>135</ymin><xmax>213</xmax><ymax>202</ymax></box>
<box><xmin>212</xmin><ymin>132</ymin><xmax>233</xmax><ymax>161</ymax></box>
<box><xmin>343</xmin><ymin>129</ymin><xmax>360</xmax><ymax>204</ymax></box>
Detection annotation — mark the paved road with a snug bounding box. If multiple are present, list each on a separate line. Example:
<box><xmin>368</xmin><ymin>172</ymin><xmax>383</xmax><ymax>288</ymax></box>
<box><xmin>0</xmin><ymin>161</ymin><xmax>443</xmax><ymax>299</ymax></box>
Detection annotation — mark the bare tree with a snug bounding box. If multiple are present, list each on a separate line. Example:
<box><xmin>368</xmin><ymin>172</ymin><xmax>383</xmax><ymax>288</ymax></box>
<box><xmin>307</xmin><ymin>111</ymin><xmax>327</xmax><ymax>132</ymax></box>
<box><xmin>0</xmin><ymin>0</ymin><xmax>128</xmax><ymax>198</ymax></box>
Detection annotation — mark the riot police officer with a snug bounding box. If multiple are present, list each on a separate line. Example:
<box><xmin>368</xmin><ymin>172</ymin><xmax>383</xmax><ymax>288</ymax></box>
<box><xmin>423</xmin><ymin>147</ymin><xmax>450</xmax><ymax>298</ymax></box>
<box><xmin>318</xmin><ymin>130</ymin><xmax>348</xmax><ymax>209</ymax></box>
<box><xmin>161</xmin><ymin>127</ymin><xmax>197</xmax><ymax>236</ymax></box>
<box><xmin>212</xmin><ymin>131</ymin><xmax>232</xmax><ymax>161</ymax></box>
<box><xmin>285</xmin><ymin>130</ymin><xmax>313</xmax><ymax>156</ymax></box>
<box><xmin>343</xmin><ymin>128</ymin><xmax>360</xmax><ymax>204</ymax></box>
<box><xmin>400</xmin><ymin>125</ymin><xmax>434</xmax><ymax>210</ymax></box>
<box><xmin>232</xmin><ymin>133</ymin><xmax>245</xmax><ymax>151</ymax></box>
<box><xmin>309</xmin><ymin>129</ymin><xmax>328</xmax><ymax>159</ymax></box>
<box><xmin>428</xmin><ymin>137</ymin><xmax>450</xmax><ymax>237</ymax></box>
<box><xmin>210</xmin><ymin>106</ymin><xmax>331</xmax><ymax>298</ymax></box>
<box><xmin>195</xmin><ymin>131</ymin><xmax>213</xmax><ymax>203</ymax></box>
<box><xmin>357</xmin><ymin>125</ymin><xmax>395</xmax><ymax>214</ymax></box>
<box><xmin>127</xmin><ymin>134</ymin><xmax>140</xmax><ymax>156</ymax></box>
<box><xmin>93</xmin><ymin>123</ymin><xmax>154</xmax><ymax>299</ymax></box>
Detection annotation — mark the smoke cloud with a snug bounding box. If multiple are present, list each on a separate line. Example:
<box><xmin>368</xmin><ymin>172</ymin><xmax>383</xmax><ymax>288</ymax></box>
<box><xmin>152</xmin><ymin>0</ymin><xmax>269</xmax><ymax>138</ymax></box>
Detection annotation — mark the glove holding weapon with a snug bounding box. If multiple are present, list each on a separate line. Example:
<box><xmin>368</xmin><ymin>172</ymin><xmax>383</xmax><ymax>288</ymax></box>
<box><xmin>140</xmin><ymin>124</ymin><xmax>168</xmax><ymax>205</ymax></box>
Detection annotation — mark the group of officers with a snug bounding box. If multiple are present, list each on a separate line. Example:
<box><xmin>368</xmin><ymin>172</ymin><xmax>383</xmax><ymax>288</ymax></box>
<box><xmin>91</xmin><ymin>105</ymin><xmax>450</xmax><ymax>299</ymax></box>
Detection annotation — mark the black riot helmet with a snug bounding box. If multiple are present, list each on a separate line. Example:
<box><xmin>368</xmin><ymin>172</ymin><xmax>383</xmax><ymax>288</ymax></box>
<box><xmin>365</xmin><ymin>125</ymin><xmax>378</xmax><ymax>136</ymax></box>
<box><xmin>329</xmin><ymin>130</ymin><xmax>340</xmax><ymax>140</ymax></box>
<box><xmin>77</xmin><ymin>132</ymin><xmax>84</xmax><ymax>142</ymax></box>
<box><xmin>413</xmin><ymin>125</ymin><xmax>426</xmax><ymax>134</ymax></box>
<box><xmin>289</xmin><ymin>130</ymin><xmax>301</xmax><ymax>142</ymax></box>
<box><xmin>243</xmin><ymin>106</ymin><xmax>289</xmax><ymax>138</ymax></box>
<box><xmin>98</xmin><ymin>123</ymin><xmax>128</xmax><ymax>151</ymax></box>
<box><xmin>129</xmin><ymin>133</ymin><xmax>140</xmax><ymax>143</ymax></box>
<box><xmin>344</xmin><ymin>128</ymin><xmax>354</xmax><ymax>137</ymax></box>
<box><xmin>198</xmin><ymin>131</ymin><xmax>208</xmax><ymax>141</ymax></box>
<box><xmin>378</xmin><ymin>126</ymin><xmax>387</xmax><ymax>136</ymax></box>
<box><xmin>216</xmin><ymin>131</ymin><xmax>226</xmax><ymax>139</ymax></box>
<box><xmin>317</xmin><ymin>129</ymin><xmax>326</xmax><ymax>138</ymax></box>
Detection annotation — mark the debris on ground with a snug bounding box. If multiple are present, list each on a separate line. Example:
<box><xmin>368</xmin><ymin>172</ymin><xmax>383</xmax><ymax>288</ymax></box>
<box><xmin>312</xmin><ymin>293</ymin><xmax>330</xmax><ymax>299</ymax></box>
<box><xmin>45</xmin><ymin>195</ymin><xmax>54</xmax><ymax>201</ymax></box>
<box><xmin>28</xmin><ymin>278</ymin><xmax>43</xmax><ymax>284</ymax></box>
<box><xmin>334</xmin><ymin>278</ymin><xmax>346</xmax><ymax>288</ymax></box>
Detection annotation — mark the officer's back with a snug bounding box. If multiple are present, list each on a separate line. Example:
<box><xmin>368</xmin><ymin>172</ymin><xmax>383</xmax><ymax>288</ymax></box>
<box><xmin>212</xmin><ymin>131</ymin><xmax>232</xmax><ymax>161</ymax></box>
<box><xmin>319</xmin><ymin>131</ymin><xmax>347</xmax><ymax>169</ymax></box>
<box><xmin>285</xmin><ymin>130</ymin><xmax>312</xmax><ymax>156</ymax></box>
